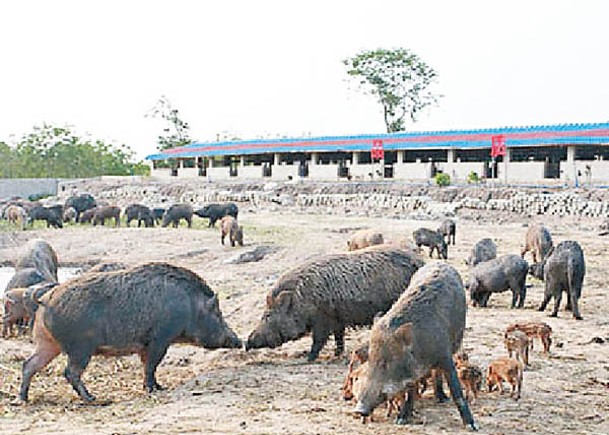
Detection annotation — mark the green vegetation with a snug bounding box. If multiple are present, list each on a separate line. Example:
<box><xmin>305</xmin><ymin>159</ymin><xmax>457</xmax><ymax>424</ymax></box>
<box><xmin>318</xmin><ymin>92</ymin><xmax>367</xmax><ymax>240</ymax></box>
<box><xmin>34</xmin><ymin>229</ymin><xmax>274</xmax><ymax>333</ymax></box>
<box><xmin>434</xmin><ymin>172</ymin><xmax>451</xmax><ymax>187</ymax></box>
<box><xmin>467</xmin><ymin>171</ymin><xmax>481</xmax><ymax>184</ymax></box>
<box><xmin>146</xmin><ymin>95</ymin><xmax>192</xmax><ymax>151</ymax></box>
<box><xmin>344</xmin><ymin>48</ymin><xmax>441</xmax><ymax>133</ymax></box>
<box><xmin>0</xmin><ymin>124</ymin><xmax>149</xmax><ymax>178</ymax></box>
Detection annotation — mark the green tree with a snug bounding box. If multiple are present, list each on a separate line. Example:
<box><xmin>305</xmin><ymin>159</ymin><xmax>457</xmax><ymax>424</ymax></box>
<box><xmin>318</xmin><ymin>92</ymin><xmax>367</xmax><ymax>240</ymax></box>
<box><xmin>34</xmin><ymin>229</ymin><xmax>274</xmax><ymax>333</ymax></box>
<box><xmin>146</xmin><ymin>95</ymin><xmax>192</xmax><ymax>151</ymax></box>
<box><xmin>344</xmin><ymin>48</ymin><xmax>441</xmax><ymax>133</ymax></box>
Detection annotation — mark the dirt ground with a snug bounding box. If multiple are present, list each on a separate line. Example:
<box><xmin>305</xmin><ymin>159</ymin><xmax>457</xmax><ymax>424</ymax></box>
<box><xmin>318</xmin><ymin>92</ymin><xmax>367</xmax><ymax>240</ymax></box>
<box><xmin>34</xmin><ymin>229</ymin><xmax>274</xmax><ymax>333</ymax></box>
<box><xmin>0</xmin><ymin>206</ymin><xmax>608</xmax><ymax>434</ymax></box>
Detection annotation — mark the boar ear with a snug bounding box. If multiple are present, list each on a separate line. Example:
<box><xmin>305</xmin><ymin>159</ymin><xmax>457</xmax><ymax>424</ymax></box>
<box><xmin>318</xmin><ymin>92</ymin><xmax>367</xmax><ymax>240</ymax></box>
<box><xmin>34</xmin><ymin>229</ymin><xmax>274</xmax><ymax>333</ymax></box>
<box><xmin>276</xmin><ymin>291</ymin><xmax>294</xmax><ymax>312</ymax></box>
<box><xmin>204</xmin><ymin>294</ymin><xmax>219</xmax><ymax>311</ymax></box>
<box><xmin>394</xmin><ymin>322</ymin><xmax>413</xmax><ymax>346</ymax></box>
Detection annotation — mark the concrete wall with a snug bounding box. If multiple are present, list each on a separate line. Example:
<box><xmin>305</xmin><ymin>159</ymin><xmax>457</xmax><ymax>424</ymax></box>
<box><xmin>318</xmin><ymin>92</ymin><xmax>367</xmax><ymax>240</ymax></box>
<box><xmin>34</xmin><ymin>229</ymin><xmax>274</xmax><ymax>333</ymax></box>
<box><xmin>239</xmin><ymin>165</ymin><xmax>264</xmax><ymax>179</ymax></box>
<box><xmin>272</xmin><ymin>164</ymin><xmax>299</xmax><ymax>180</ymax></box>
<box><xmin>309</xmin><ymin>164</ymin><xmax>339</xmax><ymax>180</ymax></box>
<box><xmin>207</xmin><ymin>167</ymin><xmax>232</xmax><ymax>181</ymax></box>
<box><xmin>0</xmin><ymin>178</ymin><xmax>58</xmax><ymax>199</ymax></box>
<box><xmin>394</xmin><ymin>163</ymin><xmax>431</xmax><ymax>180</ymax></box>
<box><xmin>507</xmin><ymin>162</ymin><xmax>545</xmax><ymax>182</ymax></box>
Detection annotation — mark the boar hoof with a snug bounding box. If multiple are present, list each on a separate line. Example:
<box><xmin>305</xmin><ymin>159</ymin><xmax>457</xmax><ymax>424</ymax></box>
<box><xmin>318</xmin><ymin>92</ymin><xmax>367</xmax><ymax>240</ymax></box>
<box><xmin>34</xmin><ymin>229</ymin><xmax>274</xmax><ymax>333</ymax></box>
<box><xmin>574</xmin><ymin>315</ymin><xmax>583</xmax><ymax>320</ymax></box>
<box><xmin>549</xmin><ymin>313</ymin><xmax>558</xmax><ymax>318</ymax></box>
<box><xmin>396</xmin><ymin>416</ymin><xmax>413</xmax><ymax>425</ymax></box>
<box><xmin>468</xmin><ymin>422</ymin><xmax>479</xmax><ymax>432</ymax></box>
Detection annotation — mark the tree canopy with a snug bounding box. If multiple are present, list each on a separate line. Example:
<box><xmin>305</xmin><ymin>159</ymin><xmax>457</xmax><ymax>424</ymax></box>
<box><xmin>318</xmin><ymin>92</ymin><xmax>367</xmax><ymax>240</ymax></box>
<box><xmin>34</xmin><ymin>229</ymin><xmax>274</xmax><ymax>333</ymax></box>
<box><xmin>0</xmin><ymin>124</ymin><xmax>149</xmax><ymax>178</ymax></box>
<box><xmin>146</xmin><ymin>95</ymin><xmax>192</xmax><ymax>151</ymax></box>
<box><xmin>344</xmin><ymin>48</ymin><xmax>441</xmax><ymax>133</ymax></box>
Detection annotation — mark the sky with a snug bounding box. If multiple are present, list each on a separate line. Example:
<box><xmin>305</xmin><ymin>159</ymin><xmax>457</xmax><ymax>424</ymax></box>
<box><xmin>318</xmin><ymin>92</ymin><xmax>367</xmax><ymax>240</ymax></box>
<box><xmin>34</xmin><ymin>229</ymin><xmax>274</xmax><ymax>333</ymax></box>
<box><xmin>1</xmin><ymin>0</ymin><xmax>609</xmax><ymax>160</ymax></box>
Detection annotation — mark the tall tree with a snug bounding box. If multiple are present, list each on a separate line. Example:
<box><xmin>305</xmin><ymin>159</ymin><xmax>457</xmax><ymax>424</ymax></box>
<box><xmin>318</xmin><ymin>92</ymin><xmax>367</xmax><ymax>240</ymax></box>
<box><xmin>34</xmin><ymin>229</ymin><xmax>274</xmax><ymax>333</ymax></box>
<box><xmin>146</xmin><ymin>95</ymin><xmax>192</xmax><ymax>151</ymax></box>
<box><xmin>344</xmin><ymin>48</ymin><xmax>441</xmax><ymax>133</ymax></box>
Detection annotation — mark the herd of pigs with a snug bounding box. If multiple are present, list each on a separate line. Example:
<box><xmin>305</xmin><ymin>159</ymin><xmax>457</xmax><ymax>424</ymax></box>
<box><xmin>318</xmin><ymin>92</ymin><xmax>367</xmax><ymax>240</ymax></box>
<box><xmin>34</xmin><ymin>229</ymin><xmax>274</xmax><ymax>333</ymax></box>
<box><xmin>1</xmin><ymin>193</ymin><xmax>588</xmax><ymax>431</ymax></box>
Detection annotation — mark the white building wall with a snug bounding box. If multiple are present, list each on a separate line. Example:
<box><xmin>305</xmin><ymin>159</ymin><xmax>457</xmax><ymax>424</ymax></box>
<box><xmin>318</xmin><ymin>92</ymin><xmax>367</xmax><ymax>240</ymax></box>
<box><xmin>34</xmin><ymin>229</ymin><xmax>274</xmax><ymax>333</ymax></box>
<box><xmin>207</xmin><ymin>167</ymin><xmax>232</xmax><ymax>180</ymax></box>
<box><xmin>394</xmin><ymin>163</ymin><xmax>431</xmax><ymax>180</ymax></box>
<box><xmin>239</xmin><ymin>166</ymin><xmax>263</xmax><ymax>179</ymax></box>
<box><xmin>507</xmin><ymin>162</ymin><xmax>545</xmax><ymax>182</ymax></box>
<box><xmin>272</xmin><ymin>164</ymin><xmax>299</xmax><ymax>180</ymax></box>
<box><xmin>309</xmin><ymin>164</ymin><xmax>339</xmax><ymax>180</ymax></box>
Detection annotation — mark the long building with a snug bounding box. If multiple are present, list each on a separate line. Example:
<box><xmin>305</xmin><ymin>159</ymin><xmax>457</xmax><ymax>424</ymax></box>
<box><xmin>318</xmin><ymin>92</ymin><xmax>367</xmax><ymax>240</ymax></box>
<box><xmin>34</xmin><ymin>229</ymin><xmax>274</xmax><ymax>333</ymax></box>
<box><xmin>146</xmin><ymin>122</ymin><xmax>609</xmax><ymax>185</ymax></box>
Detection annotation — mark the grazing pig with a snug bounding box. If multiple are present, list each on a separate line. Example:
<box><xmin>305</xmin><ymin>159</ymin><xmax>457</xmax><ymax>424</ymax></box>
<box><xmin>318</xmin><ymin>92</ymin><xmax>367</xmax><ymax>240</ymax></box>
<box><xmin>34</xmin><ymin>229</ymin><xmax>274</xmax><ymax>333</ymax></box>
<box><xmin>466</xmin><ymin>238</ymin><xmax>497</xmax><ymax>266</ymax></box>
<box><xmin>438</xmin><ymin>219</ymin><xmax>456</xmax><ymax>245</ymax></box>
<box><xmin>27</xmin><ymin>205</ymin><xmax>63</xmax><ymax>229</ymax></box>
<box><xmin>505</xmin><ymin>322</ymin><xmax>552</xmax><ymax>353</ymax></box>
<box><xmin>413</xmin><ymin>228</ymin><xmax>448</xmax><ymax>259</ymax></box>
<box><xmin>486</xmin><ymin>357</ymin><xmax>523</xmax><ymax>400</ymax></box>
<box><xmin>79</xmin><ymin>207</ymin><xmax>97</xmax><ymax>224</ymax></box>
<box><xmin>347</xmin><ymin>229</ymin><xmax>384</xmax><ymax>251</ymax></box>
<box><xmin>533</xmin><ymin>240</ymin><xmax>586</xmax><ymax>320</ymax></box>
<box><xmin>521</xmin><ymin>224</ymin><xmax>553</xmax><ymax>263</ymax></box>
<box><xmin>93</xmin><ymin>205</ymin><xmax>121</xmax><ymax>227</ymax></box>
<box><xmin>64</xmin><ymin>193</ymin><xmax>97</xmax><ymax>223</ymax></box>
<box><xmin>2</xmin><ymin>288</ymin><xmax>29</xmax><ymax>337</ymax></box>
<box><xmin>5</xmin><ymin>205</ymin><xmax>27</xmax><ymax>230</ymax></box>
<box><xmin>353</xmin><ymin>263</ymin><xmax>477</xmax><ymax>430</ymax></box>
<box><xmin>152</xmin><ymin>207</ymin><xmax>165</xmax><ymax>225</ymax></box>
<box><xmin>220</xmin><ymin>215</ymin><xmax>244</xmax><ymax>247</ymax></box>
<box><xmin>162</xmin><ymin>203</ymin><xmax>194</xmax><ymax>228</ymax></box>
<box><xmin>63</xmin><ymin>206</ymin><xmax>77</xmax><ymax>223</ymax></box>
<box><xmin>504</xmin><ymin>330</ymin><xmax>530</xmax><ymax>366</ymax></box>
<box><xmin>195</xmin><ymin>202</ymin><xmax>239</xmax><ymax>227</ymax></box>
<box><xmin>468</xmin><ymin>254</ymin><xmax>528</xmax><ymax>308</ymax></box>
<box><xmin>124</xmin><ymin>204</ymin><xmax>154</xmax><ymax>227</ymax></box>
<box><xmin>19</xmin><ymin>263</ymin><xmax>242</xmax><ymax>403</ymax></box>
<box><xmin>246</xmin><ymin>247</ymin><xmax>424</xmax><ymax>361</ymax></box>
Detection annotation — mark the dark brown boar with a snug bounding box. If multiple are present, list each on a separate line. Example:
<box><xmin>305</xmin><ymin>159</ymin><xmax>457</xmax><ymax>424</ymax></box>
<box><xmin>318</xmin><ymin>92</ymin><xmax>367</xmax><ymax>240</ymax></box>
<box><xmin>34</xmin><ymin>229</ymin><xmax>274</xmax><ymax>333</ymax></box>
<box><xmin>124</xmin><ymin>204</ymin><xmax>154</xmax><ymax>228</ymax></box>
<box><xmin>413</xmin><ymin>228</ymin><xmax>448</xmax><ymax>259</ymax></box>
<box><xmin>19</xmin><ymin>262</ymin><xmax>241</xmax><ymax>403</ymax></box>
<box><xmin>487</xmin><ymin>357</ymin><xmax>523</xmax><ymax>400</ymax></box>
<box><xmin>467</xmin><ymin>254</ymin><xmax>528</xmax><ymax>308</ymax></box>
<box><xmin>79</xmin><ymin>207</ymin><xmax>97</xmax><ymax>224</ymax></box>
<box><xmin>245</xmin><ymin>247</ymin><xmax>424</xmax><ymax>361</ymax></box>
<box><xmin>535</xmin><ymin>240</ymin><xmax>586</xmax><ymax>320</ymax></box>
<box><xmin>353</xmin><ymin>262</ymin><xmax>477</xmax><ymax>430</ymax></box>
<box><xmin>466</xmin><ymin>238</ymin><xmax>497</xmax><ymax>266</ymax></box>
<box><xmin>438</xmin><ymin>219</ymin><xmax>456</xmax><ymax>245</ymax></box>
<box><xmin>22</xmin><ymin>282</ymin><xmax>58</xmax><ymax>328</ymax></box>
<box><xmin>521</xmin><ymin>224</ymin><xmax>553</xmax><ymax>263</ymax></box>
<box><xmin>162</xmin><ymin>203</ymin><xmax>194</xmax><ymax>228</ymax></box>
<box><xmin>505</xmin><ymin>322</ymin><xmax>552</xmax><ymax>353</ymax></box>
<box><xmin>14</xmin><ymin>239</ymin><xmax>59</xmax><ymax>283</ymax></box>
<box><xmin>220</xmin><ymin>215</ymin><xmax>243</xmax><ymax>247</ymax></box>
<box><xmin>93</xmin><ymin>205</ymin><xmax>121</xmax><ymax>227</ymax></box>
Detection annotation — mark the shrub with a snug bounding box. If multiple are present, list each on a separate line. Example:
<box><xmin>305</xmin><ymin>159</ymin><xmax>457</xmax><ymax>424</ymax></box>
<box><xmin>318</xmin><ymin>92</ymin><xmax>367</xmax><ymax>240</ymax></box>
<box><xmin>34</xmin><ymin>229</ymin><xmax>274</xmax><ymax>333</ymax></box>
<box><xmin>434</xmin><ymin>172</ymin><xmax>451</xmax><ymax>187</ymax></box>
<box><xmin>467</xmin><ymin>171</ymin><xmax>481</xmax><ymax>184</ymax></box>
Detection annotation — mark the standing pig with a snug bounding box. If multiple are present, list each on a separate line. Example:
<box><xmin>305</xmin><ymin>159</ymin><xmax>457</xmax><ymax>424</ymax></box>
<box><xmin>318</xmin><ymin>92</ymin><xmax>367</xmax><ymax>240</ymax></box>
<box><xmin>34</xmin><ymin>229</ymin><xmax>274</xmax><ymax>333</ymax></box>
<box><xmin>438</xmin><ymin>219</ymin><xmax>456</xmax><ymax>245</ymax></box>
<box><xmin>468</xmin><ymin>254</ymin><xmax>528</xmax><ymax>308</ymax></box>
<box><xmin>195</xmin><ymin>202</ymin><xmax>239</xmax><ymax>227</ymax></box>
<box><xmin>220</xmin><ymin>215</ymin><xmax>243</xmax><ymax>246</ymax></box>
<box><xmin>246</xmin><ymin>247</ymin><xmax>424</xmax><ymax>361</ymax></box>
<box><xmin>413</xmin><ymin>228</ymin><xmax>448</xmax><ymax>259</ymax></box>
<box><xmin>466</xmin><ymin>238</ymin><xmax>497</xmax><ymax>266</ymax></box>
<box><xmin>19</xmin><ymin>263</ymin><xmax>241</xmax><ymax>402</ymax></box>
<box><xmin>64</xmin><ymin>193</ymin><xmax>97</xmax><ymax>223</ymax></box>
<box><xmin>521</xmin><ymin>224</ymin><xmax>553</xmax><ymax>263</ymax></box>
<box><xmin>347</xmin><ymin>229</ymin><xmax>384</xmax><ymax>251</ymax></box>
<box><xmin>2</xmin><ymin>288</ymin><xmax>29</xmax><ymax>337</ymax></box>
<box><xmin>353</xmin><ymin>262</ymin><xmax>477</xmax><ymax>430</ymax></box>
<box><xmin>15</xmin><ymin>239</ymin><xmax>59</xmax><ymax>282</ymax></box>
<box><xmin>533</xmin><ymin>240</ymin><xmax>585</xmax><ymax>320</ymax></box>
<box><xmin>162</xmin><ymin>203</ymin><xmax>194</xmax><ymax>228</ymax></box>
<box><xmin>93</xmin><ymin>205</ymin><xmax>121</xmax><ymax>227</ymax></box>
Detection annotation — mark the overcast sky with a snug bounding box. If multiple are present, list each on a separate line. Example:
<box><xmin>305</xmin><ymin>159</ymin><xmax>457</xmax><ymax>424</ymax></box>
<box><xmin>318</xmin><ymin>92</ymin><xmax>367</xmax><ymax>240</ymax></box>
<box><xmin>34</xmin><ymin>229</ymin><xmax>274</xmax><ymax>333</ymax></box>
<box><xmin>1</xmin><ymin>1</ymin><xmax>608</xmax><ymax>160</ymax></box>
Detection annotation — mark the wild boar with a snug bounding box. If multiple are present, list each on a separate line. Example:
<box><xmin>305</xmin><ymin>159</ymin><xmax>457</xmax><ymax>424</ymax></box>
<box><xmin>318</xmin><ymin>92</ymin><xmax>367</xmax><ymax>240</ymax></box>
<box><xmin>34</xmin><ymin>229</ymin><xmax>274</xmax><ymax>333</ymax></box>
<box><xmin>468</xmin><ymin>254</ymin><xmax>528</xmax><ymax>308</ymax></box>
<box><xmin>505</xmin><ymin>322</ymin><xmax>552</xmax><ymax>353</ymax></box>
<box><xmin>413</xmin><ymin>228</ymin><xmax>448</xmax><ymax>259</ymax></box>
<box><xmin>5</xmin><ymin>204</ymin><xmax>27</xmax><ymax>231</ymax></box>
<box><xmin>14</xmin><ymin>239</ymin><xmax>59</xmax><ymax>283</ymax></box>
<box><xmin>220</xmin><ymin>215</ymin><xmax>244</xmax><ymax>247</ymax></box>
<box><xmin>454</xmin><ymin>354</ymin><xmax>483</xmax><ymax>404</ymax></box>
<box><xmin>27</xmin><ymin>205</ymin><xmax>63</xmax><ymax>229</ymax></box>
<box><xmin>64</xmin><ymin>193</ymin><xmax>97</xmax><ymax>223</ymax></box>
<box><xmin>63</xmin><ymin>206</ymin><xmax>77</xmax><ymax>223</ymax></box>
<box><xmin>347</xmin><ymin>229</ymin><xmax>384</xmax><ymax>251</ymax></box>
<box><xmin>152</xmin><ymin>207</ymin><xmax>165</xmax><ymax>225</ymax></box>
<box><xmin>246</xmin><ymin>247</ymin><xmax>424</xmax><ymax>361</ymax></box>
<box><xmin>19</xmin><ymin>262</ymin><xmax>241</xmax><ymax>403</ymax></box>
<box><xmin>533</xmin><ymin>240</ymin><xmax>585</xmax><ymax>320</ymax></box>
<box><xmin>504</xmin><ymin>330</ymin><xmax>530</xmax><ymax>366</ymax></box>
<box><xmin>79</xmin><ymin>207</ymin><xmax>97</xmax><ymax>224</ymax></box>
<box><xmin>162</xmin><ymin>203</ymin><xmax>194</xmax><ymax>228</ymax></box>
<box><xmin>22</xmin><ymin>282</ymin><xmax>58</xmax><ymax>328</ymax></box>
<box><xmin>353</xmin><ymin>262</ymin><xmax>477</xmax><ymax>430</ymax></box>
<box><xmin>466</xmin><ymin>238</ymin><xmax>497</xmax><ymax>266</ymax></box>
<box><xmin>438</xmin><ymin>219</ymin><xmax>456</xmax><ymax>245</ymax></box>
<box><xmin>487</xmin><ymin>357</ymin><xmax>523</xmax><ymax>400</ymax></box>
<box><xmin>195</xmin><ymin>202</ymin><xmax>239</xmax><ymax>227</ymax></box>
<box><xmin>124</xmin><ymin>204</ymin><xmax>154</xmax><ymax>227</ymax></box>
<box><xmin>521</xmin><ymin>224</ymin><xmax>553</xmax><ymax>263</ymax></box>
<box><xmin>2</xmin><ymin>288</ymin><xmax>29</xmax><ymax>337</ymax></box>
<box><xmin>93</xmin><ymin>205</ymin><xmax>121</xmax><ymax>227</ymax></box>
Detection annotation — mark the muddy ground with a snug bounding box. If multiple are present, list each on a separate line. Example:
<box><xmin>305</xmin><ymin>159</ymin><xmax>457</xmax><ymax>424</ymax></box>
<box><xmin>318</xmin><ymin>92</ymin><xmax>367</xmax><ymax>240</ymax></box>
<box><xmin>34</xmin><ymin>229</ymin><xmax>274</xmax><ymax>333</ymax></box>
<box><xmin>0</xmin><ymin>206</ymin><xmax>608</xmax><ymax>434</ymax></box>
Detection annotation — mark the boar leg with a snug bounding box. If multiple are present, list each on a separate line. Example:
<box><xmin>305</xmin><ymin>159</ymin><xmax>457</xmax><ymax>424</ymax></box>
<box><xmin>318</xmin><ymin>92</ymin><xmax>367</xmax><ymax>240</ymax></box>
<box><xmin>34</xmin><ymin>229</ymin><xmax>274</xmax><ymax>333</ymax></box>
<box><xmin>569</xmin><ymin>293</ymin><xmax>583</xmax><ymax>320</ymax></box>
<box><xmin>308</xmin><ymin>327</ymin><xmax>330</xmax><ymax>361</ymax></box>
<box><xmin>442</xmin><ymin>359</ymin><xmax>477</xmax><ymax>431</ymax></box>
<box><xmin>550</xmin><ymin>292</ymin><xmax>562</xmax><ymax>317</ymax></box>
<box><xmin>433</xmin><ymin>370</ymin><xmax>449</xmax><ymax>403</ymax></box>
<box><xmin>141</xmin><ymin>344</ymin><xmax>170</xmax><ymax>392</ymax></box>
<box><xmin>19</xmin><ymin>339</ymin><xmax>61</xmax><ymax>402</ymax></box>
<box><xmin>64</xmin><ymin>352</ymin><xmax>95</xmax><ymax>402</ymax></box>
<box><xmin>333</xmin><ymin>328</ymin><xmax>345</xmax><ymax>357</ymax></box>
<box><xmin>396</xmin><ymin>384</ymin><xmax>416</xmax><ymax>425</ymax></box>
<box><xmin>538</xmin><ymin>291</ymin><xmax>552</xmax><ymax>313</ymax></box>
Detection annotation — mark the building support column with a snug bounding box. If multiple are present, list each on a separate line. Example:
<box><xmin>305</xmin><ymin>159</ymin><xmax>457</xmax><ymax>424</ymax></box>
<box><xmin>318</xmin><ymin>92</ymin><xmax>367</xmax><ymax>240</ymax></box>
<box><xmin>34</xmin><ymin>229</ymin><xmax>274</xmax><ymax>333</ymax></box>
<box><xmin>353</xmin><ymin>151</ymin><xmax>360</xmax><ymax>165</ymax></box>
<box><xmin>447</xmin><ymin>148</ymin><xmax>455</xmax><ymax>181</ymax></box>
<box><xmin>567</xmin><ymin>145</ymin><xmax>577</xmax><ymax>186</ymax></box>
<box><xmin>503</xmin><ymin>148</ymin><xmax>510</xmax><ymax>184</ymax></box>
<box><xmin>240</xmin><ymin>155</ymin><xmax>245</xmax><ymax>167</ymax></box>
<box><xmin>396</xmin><ymin>150</ymin><xmax>404</xmax><ymax>165</ymax></box>
<box><xmin>274</xmin><ymin>153</ymin><xmax>281</xmax><ymax>166</ymax></box>
<box><xmin>311</xmin><ymin>153</ymin><xmax>319</xmax><ymax>165</ymax></box>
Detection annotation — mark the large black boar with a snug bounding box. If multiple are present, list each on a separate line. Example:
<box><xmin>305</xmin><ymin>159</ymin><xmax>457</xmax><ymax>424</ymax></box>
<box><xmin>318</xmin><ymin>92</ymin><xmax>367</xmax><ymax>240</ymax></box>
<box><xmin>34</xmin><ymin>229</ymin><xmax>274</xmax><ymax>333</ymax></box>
<box><xmin>533</xmin><ymin>241</ymin><xmax>585</xmax><ymax>320</ymax></box>
<box><xmin>195</xmin><ymin>202</ymin><xmax>239</xmax><ymax>227</ymax></box>
<box><xmin>353</xmin><ymin>262</ymin><xmax>476</xmax><ymax>430</ymax></box>
<box><xmin>466</xmin><ymin>238</ymin><xmax>497</xmax><ymax>266</ymax></box>
<box><xmin>92</xmin><ymin>205</ymin><xmax>121</xmax><ymax>227</ymax></box>
<box><xmin>413</xmin><ymin>228</ymin><xmax>448</xmax><ymax>259</ymax></box>
<box><xmin>124</xmin><ymin>204</ymin><xmax>154</xmax><ymax>227</ymax></box>
<box><xmin>162</xmin><ymin>203</ymin><xmax>194</xmax><ymax>228</ymax></box>
<box><xmin>246</xmin><ymin>247</ymin><xmax>424</xmax><ymax>361</ymax></box>
<box><xmin>468</xmin><ymin>254</ymin><xmax>528</xmax><ymax>308</ymax></box>
<box><xmin>27</xmin><ymin>205</ymin><xmax>63</xmax><ymax>229</ymax></box>
<box><xmin>438</xmin><ymin>219</ymin><xmax>456</xmax><ymax>245</ymax></box>
<box><xmin>19</xmin><ymin>263</ymin><xmax>241</xmax><ymax>402</ymax></box>
<box><xmin>15</xmin><ymin>239</ymin><xmax>59</xmax><ymax>282</ymax></box>
<box><xmin>521</xmin><ymin>224</ymin><xmax>553</xmax><ymax>263</ymax></box>
<box><xmin>64</xmin><ymin>193</ymin><xmax>97</xmax><ymax>223</ymax></box>
<box><xmin>152</xmin><ymin>207</ymin><xmax>165</xmax><ymax>225</ymax></box>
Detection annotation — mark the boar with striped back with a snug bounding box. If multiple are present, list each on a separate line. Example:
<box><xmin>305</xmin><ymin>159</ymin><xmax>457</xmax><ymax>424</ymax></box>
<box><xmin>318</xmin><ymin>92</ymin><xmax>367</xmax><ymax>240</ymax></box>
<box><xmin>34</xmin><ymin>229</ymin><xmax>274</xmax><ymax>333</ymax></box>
<box><xmin>246</xmin><ymin>247</ymin><xmax>424</xmax><ymax>361</ymax></box>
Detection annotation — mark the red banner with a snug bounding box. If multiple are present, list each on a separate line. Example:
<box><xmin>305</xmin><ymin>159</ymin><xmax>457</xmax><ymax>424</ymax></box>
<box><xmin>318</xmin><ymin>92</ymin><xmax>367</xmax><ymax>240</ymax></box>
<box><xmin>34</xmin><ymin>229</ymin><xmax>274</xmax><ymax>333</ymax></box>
<box><xmin>371</xmin><ymin>139</ymin><xmax>384</xmax><ymax>160</ymax></box>
<box><xmin>491</xmin><ymin>135</ymin><xmax>506</xmax><ymax>158</ymax></box>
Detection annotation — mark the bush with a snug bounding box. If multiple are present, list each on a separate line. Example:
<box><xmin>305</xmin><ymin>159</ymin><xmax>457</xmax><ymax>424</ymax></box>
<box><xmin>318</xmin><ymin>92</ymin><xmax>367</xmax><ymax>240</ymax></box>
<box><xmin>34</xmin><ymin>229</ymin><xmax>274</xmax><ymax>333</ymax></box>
<box><xmin>467</xmin><ymin>171</ymin><xmax>481</xmax><ymax>184</ymax></box>
<box><xmin>434</xmin><ymin>172</ymin><xmax>451</xmax><ymax>187</ymax></box>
